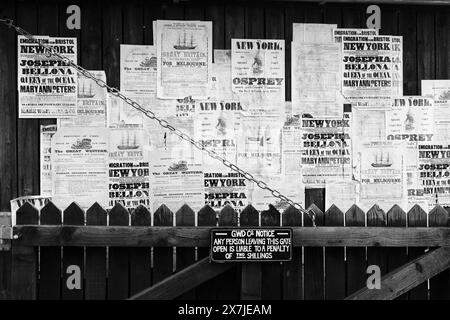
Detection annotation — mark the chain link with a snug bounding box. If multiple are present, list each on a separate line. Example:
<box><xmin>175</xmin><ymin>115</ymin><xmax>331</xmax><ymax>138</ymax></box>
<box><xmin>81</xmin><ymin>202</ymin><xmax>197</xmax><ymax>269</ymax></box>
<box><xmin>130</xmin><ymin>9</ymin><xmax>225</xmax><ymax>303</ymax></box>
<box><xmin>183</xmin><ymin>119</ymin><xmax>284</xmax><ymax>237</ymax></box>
<box><xmin>2</xmin><ymin>18</ymin><xmax>316</xmax><ymax>226</ymax></box>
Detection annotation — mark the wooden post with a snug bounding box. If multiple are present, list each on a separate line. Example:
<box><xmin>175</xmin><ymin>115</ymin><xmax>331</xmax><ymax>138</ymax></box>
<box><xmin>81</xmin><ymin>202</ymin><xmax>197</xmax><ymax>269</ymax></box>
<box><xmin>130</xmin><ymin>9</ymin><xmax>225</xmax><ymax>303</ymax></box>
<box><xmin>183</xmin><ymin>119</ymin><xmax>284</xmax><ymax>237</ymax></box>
<box><xmin>85</xmin><ymin>202</ymin><xmax>107</xmax><ymax>300</ymax></box>
<box><xmin>282</xmin><ymin>206</ymin><xmax>303</xmax><ymax>299</ymax></box>
<box><xmin>11</xmin><ymin>202</ymin><xmax>38</xmax><ymax>299</ymax></box>
<box><xmin>39</xmin><ymin>201</ymin><xmax>61</xmax><ymax>299</ymax></box>
<box><xmin>240</xmin><ymin>205</ymin><xmax>261</xmax><ymax>300</ymax></box>
<box><xmin>153</xmin><ymin>205</ymin><xmax>174</xmax><ymax>284</ymax></box>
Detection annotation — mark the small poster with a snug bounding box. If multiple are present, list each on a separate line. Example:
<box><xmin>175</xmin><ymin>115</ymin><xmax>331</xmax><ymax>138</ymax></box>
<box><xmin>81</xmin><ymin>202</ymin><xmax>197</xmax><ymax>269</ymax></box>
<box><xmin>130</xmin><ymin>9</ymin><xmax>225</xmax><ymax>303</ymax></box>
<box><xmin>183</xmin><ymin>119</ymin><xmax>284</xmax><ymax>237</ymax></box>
<box><xmin>40</xmin><ymin>124</ymin><xmax>57</xmax><ymax>197</ymax></box>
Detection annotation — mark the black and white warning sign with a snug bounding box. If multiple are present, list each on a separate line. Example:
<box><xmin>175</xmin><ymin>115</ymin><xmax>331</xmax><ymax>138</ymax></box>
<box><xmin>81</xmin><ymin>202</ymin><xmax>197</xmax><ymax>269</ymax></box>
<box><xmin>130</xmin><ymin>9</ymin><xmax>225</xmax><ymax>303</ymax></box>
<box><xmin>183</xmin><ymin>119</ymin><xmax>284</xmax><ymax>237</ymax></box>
<box><xmin>210</xmin><ymin>228</ymin><xmax>292</xmax><ymax>262</ymax></box>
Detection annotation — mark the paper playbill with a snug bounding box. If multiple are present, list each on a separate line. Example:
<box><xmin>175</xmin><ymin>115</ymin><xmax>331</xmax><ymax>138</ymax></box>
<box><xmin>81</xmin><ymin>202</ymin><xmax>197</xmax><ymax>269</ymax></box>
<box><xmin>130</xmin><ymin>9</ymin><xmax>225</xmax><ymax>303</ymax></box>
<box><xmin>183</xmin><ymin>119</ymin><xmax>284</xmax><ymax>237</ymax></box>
<box><xmin>108</xmin><ymin>128</ymin><xmax>151</xmax><ymax>209</ymax></box>
<box><xmin>51</xmin><ymin>127</ymin><xmax>109</xmax><ymax>209</ymax></box>
<box><xmin>120</xmin><ymin>45</ymin><xmax>157</xmax><ymax>97</ymax></box>
<box><xmin>355</xmin><ymin>140</ymin><xmax>407</xmax><ymax>211</ymax></box>
<box><xmin>341</xmin><ymin>34</ymin><xmax>402</xmax><ymax>109</ymax></box>
<box><xmin>59</xmin><ymin>71</ymin><xmax>108</xmax><ymax>127</ymax></box>
<box><xmin>231</xmin><ymin>39</ymin><xmax>285</xmax><ymax>116</ymax></box>
<box><xmin>18</xmin><ymin>35</ymin><xmax>77</xmax><ymax>118</ymax></box>
<box><xmin>156</xmin><ymin>20</ymin><xmax>212</xmax><ymax>99</ymax></box>
<box><xmin>291</xmin><ymin>42</ymin><xmax>343</xmax><ymax>116</ymax></box>
<box><xmin>40</xmin><ymin>124</ymin><xmax>57</xmax><ymax>197</ymax></box>
<box><xmin>422</xmin><ymin>80</ymin><xmax>450</xmax><ymax>141</ymax></box>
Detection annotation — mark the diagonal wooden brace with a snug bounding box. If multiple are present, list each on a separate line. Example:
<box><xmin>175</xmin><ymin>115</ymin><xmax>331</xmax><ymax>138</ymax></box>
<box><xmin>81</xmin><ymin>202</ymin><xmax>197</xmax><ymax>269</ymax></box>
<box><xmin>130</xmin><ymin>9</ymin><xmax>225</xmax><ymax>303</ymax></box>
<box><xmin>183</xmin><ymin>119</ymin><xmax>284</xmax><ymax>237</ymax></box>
<box><xmin>129</xmin><ymin>257</ymin><xmax>236</xmax><ymax>300</ymax></box>
<box><xmin>346</xmin><ymin>247</ymin><xmax>450</xmax><ymax>300</ymax></box>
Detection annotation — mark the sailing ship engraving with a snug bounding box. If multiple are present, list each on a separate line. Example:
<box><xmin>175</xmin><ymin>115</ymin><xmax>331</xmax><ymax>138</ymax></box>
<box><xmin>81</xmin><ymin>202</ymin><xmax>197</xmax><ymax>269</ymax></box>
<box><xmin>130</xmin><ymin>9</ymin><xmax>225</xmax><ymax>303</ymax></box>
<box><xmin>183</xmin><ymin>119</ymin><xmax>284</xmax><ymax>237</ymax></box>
<box><xmin>371</xmin><ymin>150</ymin><xmax>392</xmax><ymax>168</ymax></box>
<box><xmin>167</xmin><ymin>160</ymin><xmax>188</xmax><ymax>171</ymax></box>
<box><xmin>173</xmin><ymin>31</ymin><xmax>197</xmax><ymax>50</ymax></box>
<box><xmin>78</xmin><ymin>79</ymin><xmax>95</xmax><ymax>98</ymax></box>
<box><xmin>139</xmin><ymin>56</ymin><xmax>157</xmax><ymax>68</ymax></box>
<box><xmin>117</xmin><ymin>131</ymin><xmax>139</xmax><ymax>150</ymax></box>
<box><xmin>71</xmin><ymin>138</ymin><xmax>92</xmax><ymax>150</ymax></box>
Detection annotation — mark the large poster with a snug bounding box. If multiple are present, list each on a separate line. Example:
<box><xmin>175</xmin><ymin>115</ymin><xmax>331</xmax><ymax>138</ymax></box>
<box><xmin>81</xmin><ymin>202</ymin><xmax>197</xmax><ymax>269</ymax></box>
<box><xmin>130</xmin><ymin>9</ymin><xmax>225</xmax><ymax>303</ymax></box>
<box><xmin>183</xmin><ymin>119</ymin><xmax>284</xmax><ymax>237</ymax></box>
<box><xmin>51</xmin><ymin>127</ymin><xmax>109</xmax><ymax>209</ymax></box>
<box><xmin>231</xmin><ymin>39</ymin><xmax>285</xmax><ymax>116</ymax></box>
<box><xmin>291</xmin><ymin>42</ymin><xmax>343</xmax><ymax>116</ymax></box>
<box><xmin>59</xmin><ymin>71</ymin><xmax>107</xmax><ymax>127</ymax></box>
<box><xmin>120</xmin><ymin>45</ymin><xmax>157</xmax><ymax>97</ymax></box>
<box><xmin>341</xmin><ymin>35</ymin><xmax>402</xmax><ymax>109</ymax></box>
<box><xmin>40</xmin><ymin>124</ymin><xmax>57</xmax><ymax>197</ymax></box>
<box><xmin>209</xmin><ymin>49</ymin><xmax>238</xmax><ymax>100</ymax></box>
<box><xmin>18</xmin><ymin>35</ymin><xmax>78</xmax><ymax>118</ymax></box>
<box><xmin>156</xmin><ymin>20</ymin><xmax>212</xmax><ymax>99</ymax></box>
<box><xmin>108</xmin><ymin>128</ymin><xmax>151</xmax><ymax>209</ymax></box>
<box><xmin>300</xmin><ymin>110</ymin><xmax>352</xmax><ymax>187</ymax></box>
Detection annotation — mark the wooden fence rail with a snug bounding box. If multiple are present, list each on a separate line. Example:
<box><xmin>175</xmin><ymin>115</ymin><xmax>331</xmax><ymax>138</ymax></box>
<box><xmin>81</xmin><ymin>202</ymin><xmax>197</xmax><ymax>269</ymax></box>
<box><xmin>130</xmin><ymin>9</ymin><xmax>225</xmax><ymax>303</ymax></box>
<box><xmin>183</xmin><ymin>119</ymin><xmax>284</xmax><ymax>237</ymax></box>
<box><xmin>2</xmin><ymin>201</ymin><xmax>450</xmax><ymax>300</ymax></box>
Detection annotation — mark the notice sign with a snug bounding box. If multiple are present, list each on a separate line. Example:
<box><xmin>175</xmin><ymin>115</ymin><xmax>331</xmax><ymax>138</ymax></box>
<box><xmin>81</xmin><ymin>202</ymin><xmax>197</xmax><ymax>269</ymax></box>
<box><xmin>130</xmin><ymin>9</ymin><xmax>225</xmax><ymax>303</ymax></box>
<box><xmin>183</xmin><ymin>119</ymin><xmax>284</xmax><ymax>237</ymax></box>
<box><xmin>210</xmin><ymin>228</ymin><xmax>292</xmax><ymax>262</ymax></box>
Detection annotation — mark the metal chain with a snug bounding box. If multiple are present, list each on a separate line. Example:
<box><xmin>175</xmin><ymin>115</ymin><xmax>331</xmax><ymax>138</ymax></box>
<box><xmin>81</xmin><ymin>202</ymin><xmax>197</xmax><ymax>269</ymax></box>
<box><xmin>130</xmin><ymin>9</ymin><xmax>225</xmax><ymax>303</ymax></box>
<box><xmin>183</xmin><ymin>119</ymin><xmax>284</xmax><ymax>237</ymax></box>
<box><xmin>1</xmin><ymin>18</ymin><xmax>317</xmax><ymax>226</ymax></box>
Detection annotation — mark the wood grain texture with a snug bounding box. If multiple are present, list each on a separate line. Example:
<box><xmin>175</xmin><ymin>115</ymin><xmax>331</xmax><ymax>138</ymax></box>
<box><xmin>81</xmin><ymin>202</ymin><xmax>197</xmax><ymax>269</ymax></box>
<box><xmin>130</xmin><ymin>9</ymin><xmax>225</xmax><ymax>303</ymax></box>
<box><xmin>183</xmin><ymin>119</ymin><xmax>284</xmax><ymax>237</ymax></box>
<box><xmin>62</xmin><ymin>202</ymin><xmax>84</xmax><ymax>300</ymax></box>
<box><xmin>153</xmin><ymin>204</ymin><xmax>174</xmax><ymax>284</ymax></box>
<box><xmin>347</xmin><ymin>247</ymin><xmax>450</xmax><ymax>300</ymax></box>
<box><xmin>129</xmin><ymin>257</ymin><xmax>235</xmax><ymax>300</ymax></box>
<box><xmin>38</xmin><ymin>201</ymin><xmax>62</xmax><ymax>300</ymax></box>
<box><xmin>324</xmin><ymin>205</ymin><xmax>345</xmax><ymax>299</ymax></box>
<box><xmin>11</xmin><ymin>202</ymin><xmax>38</xmax><ymax>299</ymax></box>
<box><xmin>281</xmin><ymin>206</ymin><xmax>303</xmax><ymax>299</ymax></box>
<box><xmin>85</xmin><ymin>202</ymin><xmax>107</xmax><ymax>300</ymax></box>
<box><xmin>407</xmin><ymin>204</ymin><xmax>428</xmax><ymax>300</ymax></box>
<box><xmin>240</xmin><ymin>205</ymin><xmax>261</xmax><ymax>300</ymax></box>
<box><xmin>107</xmin><ymin>203</ymin><xmax>130</xmax><ymax>299</ymax></box>
<box><xmin>345</xmin><ymin>205</ymin><xmax>367</xmax><ymax>296</ymax></box>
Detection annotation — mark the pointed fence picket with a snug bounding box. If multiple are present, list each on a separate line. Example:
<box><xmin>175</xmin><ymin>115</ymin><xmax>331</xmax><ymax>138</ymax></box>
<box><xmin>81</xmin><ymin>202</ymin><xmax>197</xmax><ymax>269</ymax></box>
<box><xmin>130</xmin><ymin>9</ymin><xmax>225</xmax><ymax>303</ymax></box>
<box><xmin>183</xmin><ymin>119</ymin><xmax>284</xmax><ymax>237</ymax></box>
<box><xmin>4</xmin><ymin>201</ymin><xmax>450</xmax><ymax>300</ymax></box>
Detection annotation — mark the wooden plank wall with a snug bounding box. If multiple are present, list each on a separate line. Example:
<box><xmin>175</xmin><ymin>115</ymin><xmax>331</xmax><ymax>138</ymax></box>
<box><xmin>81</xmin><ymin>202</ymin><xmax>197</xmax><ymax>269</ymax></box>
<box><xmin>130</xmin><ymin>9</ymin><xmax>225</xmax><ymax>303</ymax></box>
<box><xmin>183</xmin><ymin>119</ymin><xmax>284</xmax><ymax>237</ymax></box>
<box><xmin>0</xmin><ymin>0</ymin><xmax>448</xmax><ymax>213</ymax></box>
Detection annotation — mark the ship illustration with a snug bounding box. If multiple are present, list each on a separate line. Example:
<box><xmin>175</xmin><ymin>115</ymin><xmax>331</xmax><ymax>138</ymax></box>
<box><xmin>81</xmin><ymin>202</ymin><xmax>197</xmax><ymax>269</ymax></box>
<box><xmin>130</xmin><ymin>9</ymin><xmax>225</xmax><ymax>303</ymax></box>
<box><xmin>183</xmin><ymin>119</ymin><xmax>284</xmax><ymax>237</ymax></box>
<box><xmin>78</xmin><ymin>79</ymin><xmax>95</xmax><ymax>98</ymax></box>
<box><xmin>117</xmin><ymin>131</ymin><xmax>139</xmax><ymax>150</ymax></box>
<box><xmin>173</xmin><ymin>31</ymin><xmax>197</xmax><ymax>50</ymax></box>
<box><xmin>71</xmin><ymin>138</ymin><xmax>92</xmax><ymax>150</ymax></box>
<box><xmin>371</xmin><ymin>150</ymin><xmax>392</xmax><ymax>168</ymax></box>
<box><xmin>439</xmin><ymin>90</ymin><xmax>450</xmax><ymax>100</ymax></box>
<box><xmin>176</xmin><ymin>96</ymin><xmax>195</xmax><ymax>104</ymax></box>
<box><xmin>139</xmin><ymin>56</ymin><xmax>157</xmax><ymax>68</ymax></box>
<box><xmin>167</xmin><ymin>160</ymin><xmax>188</xmax><ymax>171</ymax></box>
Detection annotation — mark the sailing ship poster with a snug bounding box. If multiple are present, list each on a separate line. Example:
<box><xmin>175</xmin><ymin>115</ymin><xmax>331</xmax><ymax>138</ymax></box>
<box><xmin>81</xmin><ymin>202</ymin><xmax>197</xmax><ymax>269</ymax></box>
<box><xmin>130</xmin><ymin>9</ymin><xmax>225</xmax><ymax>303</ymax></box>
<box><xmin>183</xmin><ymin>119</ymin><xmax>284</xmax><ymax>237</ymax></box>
<box><xmin>156</xmin><ymin>20</ymin><xmax>212</xmax><ymax>99</ymax></box>
<box><xmin>59</xmin><ymin>71</ymin><xmax>108</xmax><ymax>127</ymax></box>
<box><xmin>356</xmin><ymin>140</ymin><xmax>407</xmax><ymax>211</ymax></box>
<box><xmin>120</xmin><ymin>45</ymin><xmax>157</xmax><ymax>97</ymax></box>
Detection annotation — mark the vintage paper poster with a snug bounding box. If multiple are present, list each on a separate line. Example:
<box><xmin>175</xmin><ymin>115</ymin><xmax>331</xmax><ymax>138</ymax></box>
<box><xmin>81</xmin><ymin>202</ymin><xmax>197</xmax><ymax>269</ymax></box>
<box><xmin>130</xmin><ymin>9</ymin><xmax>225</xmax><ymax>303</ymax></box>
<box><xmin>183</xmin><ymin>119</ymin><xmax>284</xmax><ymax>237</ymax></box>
<box><xmin>325</xmin><ymin>180</ymin><xmax>360</xmax><ymax>212</ymax></box>
<box><xmin>248</xmin><ymin>175</ymin><xmax>305</xmax><ymax>213</ymax></box>
<box><xmin>236</xmin><ymin>116</ymin><xmax>283</xmax><ymax>177</ymax></box>
<box><xmin>51</xmin><ymin>127</ymin><xmax>109</xmax><ymax>209</ymax></box>
<box><xmin>282</xmin><ymin>115</ymin><xmax>302</xmax><ymax>175</ymax></box>
<box><xmin>355</xmin><ymin>141</ymin><xmax>407</xmax><ymax>211</ymax></box>
<box><xmin>108</xmin><ymin>128</ymin><xmax>151</xmax><ymax>209</ymax></box>
<box><xmin>341</xmin><ymin>35</ymin><xmax>400</xmax><ymax>108</ymax></box>
<box><xmin>149</xmin><ymin>148</ymin><xmax>204</xmax><ymax>213</ymax></box>
<box><xmin>417</xmin><ymin>143</ymin><xmax>450</xmax><ymax>210</ymax></box>
<box><xmin>293</xmin><ymin>23</ymin><xmax>337</xmax><ymax>43</ymax></box>
<box><xmin>391</xmin><ymin>36</ymin><xmax>403</xmax><ymax>97</ymax></box>
<box><xmin>204</xmin><ymin>171</ymin><xmax>249</xmax><ymax>213</ymax></box>
<box><xmin>291</xmin><ymin>42</ymin><xmax>343</xmax><ymax>116</ymax></box>
<box><xmin>333</xmin><ymin>28</ymin><xmax>378</xmax><ymax>43</ymax></box>
<box><xmin>59</xmin><ymin>71</ymin><xmax>108</xmax><ymax>127</ymax></box>
<box><xmin>386</xmin><ymin>96</ymin><xmax>434</xmax><ymax>143</ymax></box>
<box><xmin>209</xmin><ymin>49</ymin><xmax>238</xmax><ymax>100</ymax></box>
<box><xmin>18</xmin><ymin>35</ymin><xmax>78</xmax><ymax>118</ymax></box>
<box><xmin>231</xmin><ymin>39</ymin><xmax>285</xmax><ymax>116</ymax></box>
<box><xmin>422</xmin><ymin>80</ymin><xmax>450</xmax><ymax>141</ymax></box>
<box><xmin>120</xmin><ymin>45</ymin><xmax>157</xmax><ymax>97</ymax></box>
<box><xmin>300</xmin><ymin>111</ymin><xmax>352</xmax><ymax>186</ymax></box>
<box><xmin>194</xmin><ymin>99</ymin><xmax>242</xmax><ymax>167</ymax></box>
<box><xmin>40</xmin><ymin>124</ymin><xmax>57</xmax><ymax>197</ymax></box>
<box><xmin>156</xmin><ymin>20</ymin><xmax>212</xmax><ymax>99</ymax></box>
